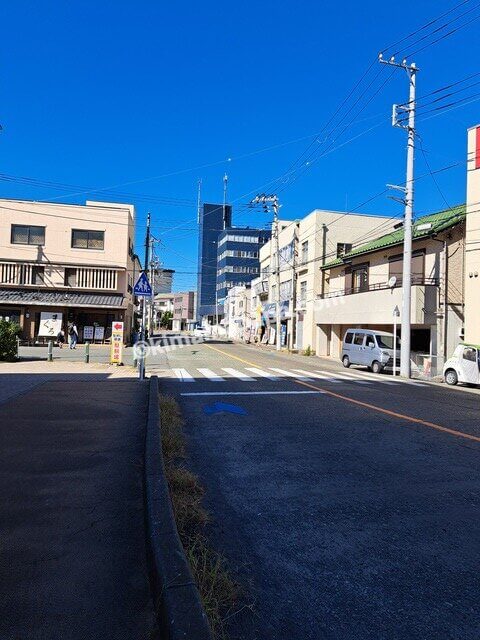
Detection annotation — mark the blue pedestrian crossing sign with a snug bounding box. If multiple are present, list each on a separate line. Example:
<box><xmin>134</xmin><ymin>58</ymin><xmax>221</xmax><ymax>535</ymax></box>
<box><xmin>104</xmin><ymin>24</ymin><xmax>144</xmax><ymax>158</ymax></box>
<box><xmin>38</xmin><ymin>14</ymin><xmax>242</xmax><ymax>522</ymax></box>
<box><xmin>133</xmin><ymin>272</ymin><xmax>153</xmax><ymax>297</ymax></box>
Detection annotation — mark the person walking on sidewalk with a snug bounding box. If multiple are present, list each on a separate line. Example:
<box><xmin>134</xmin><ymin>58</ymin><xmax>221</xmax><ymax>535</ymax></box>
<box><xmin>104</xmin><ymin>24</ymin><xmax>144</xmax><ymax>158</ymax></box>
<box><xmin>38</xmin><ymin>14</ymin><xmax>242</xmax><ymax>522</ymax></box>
<box><xmin>57</xmin><ymin>329</ymin><xmax>65</xmax><ymax>349</ymax></box>
<box><xmin>68</xmin><ymin>322</ymin><xmax>78</xmax><ymax>349</ymax></box>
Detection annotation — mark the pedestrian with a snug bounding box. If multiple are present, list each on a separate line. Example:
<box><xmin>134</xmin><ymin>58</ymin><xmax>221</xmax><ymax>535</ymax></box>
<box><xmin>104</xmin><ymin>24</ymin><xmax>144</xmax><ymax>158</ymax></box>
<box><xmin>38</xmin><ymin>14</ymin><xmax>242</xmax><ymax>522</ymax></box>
<box><xmin>68</xmin><ymin>322</ymin><xmax>78</xmax><ymax>349</ymax></box>
<box><xmin>57</xmin><ymin>328</ymin><xmax>65</xmax><ymax>349</ymax></box>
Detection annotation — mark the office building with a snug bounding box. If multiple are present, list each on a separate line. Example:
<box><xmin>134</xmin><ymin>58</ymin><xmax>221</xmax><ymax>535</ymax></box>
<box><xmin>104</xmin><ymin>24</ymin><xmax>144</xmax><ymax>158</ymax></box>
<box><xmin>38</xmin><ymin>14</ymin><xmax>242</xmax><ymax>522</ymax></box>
<box><xmin>197</xmin><ymin>202</ymin><xmax>232</xmax><ymax>321</ymax></box>
<box><xmin>216</xmin><ymin>226</ymin><xmax>271</xmax><ymax>311</ymax></box>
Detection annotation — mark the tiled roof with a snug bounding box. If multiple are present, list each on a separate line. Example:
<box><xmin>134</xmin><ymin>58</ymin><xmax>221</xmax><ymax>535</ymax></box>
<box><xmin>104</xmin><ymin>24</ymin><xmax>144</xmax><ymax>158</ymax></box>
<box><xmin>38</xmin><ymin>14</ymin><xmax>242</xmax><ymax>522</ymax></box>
<box><xmin>0</xmin><ymin>288</ymin><xmax>125</xmax><ymax>307</ymax></box>
<box><xmin>323</xmin><ymin>204</ymin><xmax>466</xmax><ymax>269</ymax></box>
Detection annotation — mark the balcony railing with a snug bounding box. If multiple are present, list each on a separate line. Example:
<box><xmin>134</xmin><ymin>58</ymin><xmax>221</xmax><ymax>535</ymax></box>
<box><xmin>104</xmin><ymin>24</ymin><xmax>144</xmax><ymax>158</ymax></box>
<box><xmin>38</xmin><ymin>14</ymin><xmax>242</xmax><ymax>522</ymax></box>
<box><xmin>319</xmin><ymin>276</ymin><xmax>439</xmax><ymax>299</ymax></box>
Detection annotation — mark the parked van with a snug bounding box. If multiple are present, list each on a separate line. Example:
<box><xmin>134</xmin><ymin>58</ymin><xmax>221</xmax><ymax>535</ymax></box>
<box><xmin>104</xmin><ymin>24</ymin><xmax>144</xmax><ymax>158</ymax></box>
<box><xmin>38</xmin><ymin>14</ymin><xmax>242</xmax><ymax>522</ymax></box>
<box><xmin>341</xmin><ymin>329</ymin><xmax>400</xmax><ymax>374</ymax></box>
<box><xmin>443</xmin><ymin>344</ymin><xmax>480</xmax><ymax>386</ymax></box>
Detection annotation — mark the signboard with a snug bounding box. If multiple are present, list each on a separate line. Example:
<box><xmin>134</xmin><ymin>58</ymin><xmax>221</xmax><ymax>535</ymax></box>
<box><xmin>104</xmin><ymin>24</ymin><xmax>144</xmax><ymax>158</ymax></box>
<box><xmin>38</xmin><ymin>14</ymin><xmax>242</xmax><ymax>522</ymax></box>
<box><xmin>133</xmin><ymin>272</ymin><xmax>153</xmax><ymax>297</ymax></box>
<box><xmin>110</xmin><ymin>321</ymin><xmax>124</xmax><ymax>364</ymax></box>
<box><xmin>83</xmin><ymin>326</ymin><xmax>94</xmax><ymax>341</ymax></box>
<box><xmin>38</xmin><ymin>312</ymin><xmax>63</xmax><ymax>337</ymax></box>
<box><xmin>94</xmin><ymin>326</ymin><xmax>105</xmax><ymax>341</ymax></box>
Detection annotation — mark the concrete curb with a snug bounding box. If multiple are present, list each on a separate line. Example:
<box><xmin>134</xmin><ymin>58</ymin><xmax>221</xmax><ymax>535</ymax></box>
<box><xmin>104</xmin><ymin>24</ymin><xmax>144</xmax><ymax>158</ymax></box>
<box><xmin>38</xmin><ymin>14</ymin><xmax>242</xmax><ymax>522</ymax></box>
<box><xmin>145</xmin><ymin>376</ymin><xmax>213</xmax><ymax>640</ymax></box>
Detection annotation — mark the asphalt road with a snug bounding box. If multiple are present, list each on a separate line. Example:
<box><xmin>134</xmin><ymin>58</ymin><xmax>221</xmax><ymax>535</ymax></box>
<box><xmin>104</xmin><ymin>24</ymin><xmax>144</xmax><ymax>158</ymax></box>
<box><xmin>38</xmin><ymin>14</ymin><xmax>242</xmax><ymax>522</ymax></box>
<box><xmin>158</xmin><ymin>339</ymin><xmax>480</xmax><ymax>640</ymax></box>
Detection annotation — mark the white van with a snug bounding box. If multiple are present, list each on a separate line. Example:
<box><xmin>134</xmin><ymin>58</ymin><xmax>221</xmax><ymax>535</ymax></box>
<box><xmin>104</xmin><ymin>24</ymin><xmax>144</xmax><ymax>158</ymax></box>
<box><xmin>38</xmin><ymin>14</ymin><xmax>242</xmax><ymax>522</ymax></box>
<box><xmin>341</xmin><ymin>329</ymin><xmax>400</xmax><ymax>374</ymax></box>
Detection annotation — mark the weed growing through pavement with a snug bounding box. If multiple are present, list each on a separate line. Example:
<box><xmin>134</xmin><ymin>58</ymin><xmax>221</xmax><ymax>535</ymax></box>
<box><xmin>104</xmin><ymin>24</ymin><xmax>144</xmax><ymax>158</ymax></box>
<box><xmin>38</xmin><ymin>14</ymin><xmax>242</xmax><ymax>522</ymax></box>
<box><xmin>159</xmin><ymin>395</ymin><xmax>240</xmax><ymax>639</ymax></box>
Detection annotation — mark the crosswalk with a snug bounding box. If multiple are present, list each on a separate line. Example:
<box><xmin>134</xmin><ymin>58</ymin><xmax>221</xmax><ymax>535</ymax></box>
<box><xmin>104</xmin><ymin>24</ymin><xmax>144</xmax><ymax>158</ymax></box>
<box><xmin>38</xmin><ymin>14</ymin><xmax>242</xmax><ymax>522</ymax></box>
<box><xmin>169</xmin><ymin>366</ymin><xmax>426</xmax><ymax>387</ymax></box>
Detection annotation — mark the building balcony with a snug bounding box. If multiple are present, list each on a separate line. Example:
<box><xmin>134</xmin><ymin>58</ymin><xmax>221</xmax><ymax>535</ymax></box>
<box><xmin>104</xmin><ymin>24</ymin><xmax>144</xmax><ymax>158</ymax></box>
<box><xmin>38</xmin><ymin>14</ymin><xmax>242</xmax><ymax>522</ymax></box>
<box><xmin>254</xmin><ymin>280</ymin><xmax>269</xmax><ymax>295</ymax></box>
<box><xmin>314</xmin><ymin>278</ymin><xmax>439</xmax><ymax>325</ymax></box>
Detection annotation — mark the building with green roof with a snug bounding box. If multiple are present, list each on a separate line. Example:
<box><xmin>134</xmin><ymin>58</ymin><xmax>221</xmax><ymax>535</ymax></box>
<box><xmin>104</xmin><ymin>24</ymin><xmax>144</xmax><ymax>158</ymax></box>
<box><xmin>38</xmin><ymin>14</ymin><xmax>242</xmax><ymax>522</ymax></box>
<box><xmin>313</xmin><ymin>205</ymin><xmax>466</xmax><ymax>371</ymax></box>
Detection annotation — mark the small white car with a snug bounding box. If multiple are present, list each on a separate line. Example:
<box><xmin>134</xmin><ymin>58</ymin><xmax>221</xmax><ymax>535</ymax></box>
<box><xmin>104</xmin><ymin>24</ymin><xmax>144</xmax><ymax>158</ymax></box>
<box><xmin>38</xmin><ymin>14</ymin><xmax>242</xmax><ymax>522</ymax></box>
<box><xmin>193</xmin><ymin>326</ymin><xmax>209</xmax><ymax>338</ymax></box>
<box><xmin>443</xmin><ymin>344</ymin><xmax>480</xmax><ymax>386</ymax></box>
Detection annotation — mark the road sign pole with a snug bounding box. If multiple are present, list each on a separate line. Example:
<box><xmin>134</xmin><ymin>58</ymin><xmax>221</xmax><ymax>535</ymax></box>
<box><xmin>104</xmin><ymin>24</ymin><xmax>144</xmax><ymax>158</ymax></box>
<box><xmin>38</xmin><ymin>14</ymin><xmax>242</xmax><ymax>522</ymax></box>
<box><xmin>139</xmin><ymin>299</ymin><xmax>147</xmax><ymax>379</ymax></box>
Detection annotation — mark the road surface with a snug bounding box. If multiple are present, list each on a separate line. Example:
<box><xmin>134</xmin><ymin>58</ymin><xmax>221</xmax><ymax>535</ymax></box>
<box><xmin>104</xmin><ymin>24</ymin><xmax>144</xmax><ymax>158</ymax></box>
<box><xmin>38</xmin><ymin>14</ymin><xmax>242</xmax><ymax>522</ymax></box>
<box><xmin>157</xmin><ymin>338</ymin><xmax>480</xmax><ymax>640</ymax></box>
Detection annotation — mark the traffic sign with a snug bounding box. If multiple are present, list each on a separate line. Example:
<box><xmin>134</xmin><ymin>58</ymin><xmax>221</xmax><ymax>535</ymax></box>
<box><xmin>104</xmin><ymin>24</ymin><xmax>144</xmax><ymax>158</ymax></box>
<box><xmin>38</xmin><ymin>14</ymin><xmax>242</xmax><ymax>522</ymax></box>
<box><xmin>133</xmin><ymin>272</ymin><xmax>153</xmax><ymax>297</ymax></box>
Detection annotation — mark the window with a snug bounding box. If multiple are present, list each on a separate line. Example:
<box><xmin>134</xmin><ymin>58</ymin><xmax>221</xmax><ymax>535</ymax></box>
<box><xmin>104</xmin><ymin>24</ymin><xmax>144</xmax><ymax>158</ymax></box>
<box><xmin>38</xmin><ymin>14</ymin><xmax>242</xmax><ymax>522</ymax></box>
<box><xmin>376</xmin><ymin>334</ymin><xmax>400</xmax><ymax>350</ymax></box>
<box><xmin>11</xmin><ymin>224</ymin><xmax>45</xmax><ymax>246</ymax></box>
<box><xmin>463</xmin><ymin>347</ymin><xmax>477</xmax><ymax>362</ymax></box>
<box><xmin>64</xmin><ymin>268</ymin><xmax>76</xmax><ymax>287</ymax></box>
<box><xmin>337</xmin><ymin>243</ymin><xmax>352</xmax><ymax>258</ymax></box>
<box><xmin>388</xmin><ymin>250</ymin><xmax>425</xmax><ymax>284</ymax></box>
<box><xmin>344</xmin><ymin>332</ymin><xmax>354</xmax><ymax>344</ymax></box>
<box><xmin>32</xmin><ymin>266</ymin><xmax>45</xmax><ymax>285</ymax></box>
<box><xmin>344</xmin><ymin>264</ymin><xmax>369</xmax><ymax>293</ymax></box>
<box><xmin>71</xmin><ymin>229</ymin><xmax>105</xmax><ymax>250</ymax></box>
<box><xmin>353</xmin><ymin>333</ymin><xmax>365</xmax><ymax>346</ymax></box>
<box><xmin>299</xmin><ymin>280</ymin><xmax>307</xmax><ymax>304</ymax></box>
<box><xmin>366</xmin><ymin>335</ymin><xmax>375</xmax><ymax>348</ymax></box>
<box><xmin>301</xmin><ymin>240</ymin><xmax>309</xmax><ymax>264</ymax></box>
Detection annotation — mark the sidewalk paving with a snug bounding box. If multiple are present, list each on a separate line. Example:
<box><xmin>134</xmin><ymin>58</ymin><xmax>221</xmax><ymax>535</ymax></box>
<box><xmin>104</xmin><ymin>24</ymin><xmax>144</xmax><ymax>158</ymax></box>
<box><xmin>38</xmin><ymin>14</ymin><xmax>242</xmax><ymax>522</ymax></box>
<box><xmin>0</xmin><ymin>374</ymin><xmax>155</xmax><ymax>639</ymax></box>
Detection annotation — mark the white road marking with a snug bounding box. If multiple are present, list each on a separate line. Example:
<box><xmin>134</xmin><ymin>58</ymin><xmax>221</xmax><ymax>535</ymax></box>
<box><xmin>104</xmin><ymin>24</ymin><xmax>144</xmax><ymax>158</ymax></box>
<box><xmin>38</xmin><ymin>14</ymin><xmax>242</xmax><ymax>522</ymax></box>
<box><xmin>316</xmin><ymin>370</ymin><xmax>371</xmax><ymax>385</ymax></box>
<box><xmin>221</xmin><ymin>368</ymin><xmax>256</xmax><ymax>381</ymax></box>
<box><xmin>197</xmin><ymin>368</ymin><xmax>225</xmax><ymax>382</ymax></box>
<box><xmin>172</xmin><ymin>368</ymin><xmax>195</xmax><ymax>382</ymax></box>
<box><xmin>292</xmin><ymin>369</ymin><xmax>341</xmax><ymax>382</ymax></box>
<box><xmin>343</xmin><ymin>369</ymin><xmax>398</xmax><ymax>386</ymax></box>
<box><xmin>269</xmin><ymin>367</ymin><xmax>314</xmax><ymax>380</ymax></box>
<box><xmin>245</xmin><ymin>367</ymin><xmax>280</xmax><ymax>379</ymax></box>
<box><xmin>181</xmin><ymin>390</ymin><xmax>325</xmax><ymax>396</ymax></box>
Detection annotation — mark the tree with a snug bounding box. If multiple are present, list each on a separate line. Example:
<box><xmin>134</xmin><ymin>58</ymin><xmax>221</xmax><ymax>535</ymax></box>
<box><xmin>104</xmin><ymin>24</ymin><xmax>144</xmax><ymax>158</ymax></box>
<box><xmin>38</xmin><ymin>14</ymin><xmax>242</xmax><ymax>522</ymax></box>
<box><xmin>160</xmin><ymin>311</ymin><xmax>173</xmax><ymax>329</ymax></box>
<box><xmin>0</xmin><ymin>319</ymin><xmax>20</xmax><ymax>361</ymax></box>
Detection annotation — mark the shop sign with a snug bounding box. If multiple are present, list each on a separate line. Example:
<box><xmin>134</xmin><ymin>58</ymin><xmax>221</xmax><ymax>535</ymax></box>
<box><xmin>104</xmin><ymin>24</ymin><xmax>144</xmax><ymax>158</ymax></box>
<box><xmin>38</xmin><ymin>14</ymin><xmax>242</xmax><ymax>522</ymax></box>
<box><xmin>110</xmin><ymin>321</ymin><xmax>124</xmax><ymax>364</ymax></box>
<box><xmin>94</xmin><ymin>326</ymin><xmax>105</xmax><ymax>341</ymax></box>
<box><xmin>38</xmin><ymin>312</ymin><xmax>63</xmax><ymax>337</ymax></box>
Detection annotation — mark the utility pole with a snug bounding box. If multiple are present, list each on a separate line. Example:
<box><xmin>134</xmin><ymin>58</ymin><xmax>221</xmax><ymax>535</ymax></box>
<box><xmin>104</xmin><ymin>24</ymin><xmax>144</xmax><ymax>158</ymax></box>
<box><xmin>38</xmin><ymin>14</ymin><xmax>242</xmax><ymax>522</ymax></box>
<box><xmin>379</xmin><ymin>54</ymin><xmax>418</xmax><ymax>378</ymax></box>
<box><xmin>139</xmin><ymin>211</ymin><xmax>151</xmax><ymax>380</ymax></box>
<box><xmin>251</xmin><ymin>194</ymin><xmax>282</xmax><ymax>351</ymax></box>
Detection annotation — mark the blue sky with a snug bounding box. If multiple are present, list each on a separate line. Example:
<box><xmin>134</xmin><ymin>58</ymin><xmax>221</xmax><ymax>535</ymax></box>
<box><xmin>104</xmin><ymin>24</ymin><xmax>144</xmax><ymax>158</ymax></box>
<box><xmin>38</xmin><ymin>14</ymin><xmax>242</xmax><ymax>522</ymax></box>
<box><xmin>2</xmin><ymin>1</ymin><xmax>480</xmax><ymax>289</ymax></box>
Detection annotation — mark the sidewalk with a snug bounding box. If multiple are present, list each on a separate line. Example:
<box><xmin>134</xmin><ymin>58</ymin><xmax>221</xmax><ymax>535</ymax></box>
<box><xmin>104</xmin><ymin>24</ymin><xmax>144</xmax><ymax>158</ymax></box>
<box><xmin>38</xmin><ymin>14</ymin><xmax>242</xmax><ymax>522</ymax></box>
<box><xmin>0</xmin><ymin>375</ymin><xmax>155</xmax><ymax>639</ymax></box>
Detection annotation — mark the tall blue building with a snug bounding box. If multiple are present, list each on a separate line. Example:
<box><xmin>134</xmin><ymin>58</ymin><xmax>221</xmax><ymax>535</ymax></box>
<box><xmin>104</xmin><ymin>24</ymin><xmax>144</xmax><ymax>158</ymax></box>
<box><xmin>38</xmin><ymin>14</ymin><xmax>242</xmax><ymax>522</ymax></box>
<box><xmin>197</xmin><ymin>203</ymin><xmax>232</xmax><ymax>320</ymax></box>
<box><xmin>216</xmin><ymin>227</ymin><xmax>271</xmax><ymax>306</ymax></box>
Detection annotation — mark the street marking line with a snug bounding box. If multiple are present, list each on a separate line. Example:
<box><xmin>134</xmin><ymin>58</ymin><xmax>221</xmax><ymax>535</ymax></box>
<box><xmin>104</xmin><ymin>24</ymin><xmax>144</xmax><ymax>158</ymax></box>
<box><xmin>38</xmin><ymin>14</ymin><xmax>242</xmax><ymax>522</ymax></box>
<box><xmin>221</xmin><ymin>367</ymin><xmax>256</xmax><ymax>381</ymax></box>
<box><xmin>245</xmin><ymin>367</ymin><xmax>279</xmax><ymax>379</ymax></box>
<box><xmin>316</xmin><ymin>370</ymin><xmax>371</xmax><ymax>385</ymax></box>
<box><xmin>343</xmin><ymin>369</ymin><xmax>398</xmax><ymax>385</ymax></box>
<box><xmin>173</xmin><ymin>368</ymin><xmax>195</xmax><ymax>382</ymax></box>
<box><xmin>269</xmin><ymin>367</ymin><xmax>313</xmax><ymax>380</ymax></box>
<box><xmin>205</xmin><ymin>345</ymin><xmax>480</xmax><ymax>444</ymax></box>
<box><xmin>197</xmin><ymin>368</ymin><xmax>225</xmax><ymax>382</ymax></box>
<box><xmin>292</xmin><ymin>369</ymin><xmax>338</xmax><ymax>381</ymax></box>
<box><xmin>181</xmin><ymin>390</ymin><xmax>324</xmax><ymax>396</ymax></box>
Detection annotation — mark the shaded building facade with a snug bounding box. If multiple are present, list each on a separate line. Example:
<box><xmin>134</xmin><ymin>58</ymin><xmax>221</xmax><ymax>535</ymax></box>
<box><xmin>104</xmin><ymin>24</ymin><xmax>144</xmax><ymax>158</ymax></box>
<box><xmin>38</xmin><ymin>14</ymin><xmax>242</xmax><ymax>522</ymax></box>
<box><xmin>197</xmin><ymin>202</ymin><xmax>232</xmax><ymax>321</ymax></box>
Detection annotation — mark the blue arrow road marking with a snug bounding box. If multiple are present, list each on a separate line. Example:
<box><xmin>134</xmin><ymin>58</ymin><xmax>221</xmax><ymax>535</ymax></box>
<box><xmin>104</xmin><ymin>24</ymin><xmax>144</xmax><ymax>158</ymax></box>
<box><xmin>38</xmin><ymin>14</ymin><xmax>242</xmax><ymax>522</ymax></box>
<box><xmin>203</xmin><ymin>402</ymin><xmax>248</xmax><ymax>416</ymax></box>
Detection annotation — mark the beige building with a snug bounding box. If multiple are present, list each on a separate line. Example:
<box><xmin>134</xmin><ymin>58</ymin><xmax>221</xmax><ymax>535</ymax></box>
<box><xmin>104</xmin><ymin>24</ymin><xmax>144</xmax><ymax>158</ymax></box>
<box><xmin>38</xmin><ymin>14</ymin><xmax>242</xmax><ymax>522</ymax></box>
<box><xmin>0</xmin><ymin>198</ymin><xmax>139</xmax><ymax>343</ymax></box>
<box><xmin>317</xmin><ymin>206</ymin><xmax>466</xmax><ymax>367</ymax></box>
<box><xmin>254</xmin><ymin>209</ymin><xmax>393</xmax><ymax>350</ymax></box>
<box><xmin>172</xmin><ymin>291</ymin><xmax>196</xmax><ymax>331</ymax></box>
<box><xmin>464</xmin><ymin>124</ymin><xmax>480</xmax><ymax>344</ymax></box>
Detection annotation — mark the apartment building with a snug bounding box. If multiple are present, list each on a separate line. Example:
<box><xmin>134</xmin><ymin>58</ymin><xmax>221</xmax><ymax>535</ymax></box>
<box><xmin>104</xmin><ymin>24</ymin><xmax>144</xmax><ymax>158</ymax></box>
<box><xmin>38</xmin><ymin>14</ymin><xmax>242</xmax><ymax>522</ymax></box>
<box><xmin>317</xmin><ymin>206</ymin><xmax>466</xmax><ymax>366</ymax></box>
<box><xmin>223</xmin><ymin>285</ymin><xmax>251</xmax><ymax>341</ymax></box>
<box><xmin>464</xmin><ymin>124</ymin><xmax>480</xmax><ymax>344</ymax></box>
<box><xmin>0</xmin><ymin>199</ymin><xmax>139</xmax><ymax>342</ymax></box>
<box><xmin>172</xmin><ymin>291</ymin><xmax>196</xmax><ymax>331</ymax></box>
<box><xmin>254</xmin><ymin>209</ymin><xmax>393</xmax><ymax>350</ymax></box>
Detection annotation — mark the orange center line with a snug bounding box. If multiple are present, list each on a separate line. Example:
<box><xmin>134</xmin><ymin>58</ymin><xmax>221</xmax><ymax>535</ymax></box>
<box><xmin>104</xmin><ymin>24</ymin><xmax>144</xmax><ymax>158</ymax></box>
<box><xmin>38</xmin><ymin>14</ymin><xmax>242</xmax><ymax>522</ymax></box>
<box><xmin>205</xmin><ymin>344</ymin><xmax>480</xmax><ymax>444</ymax></box>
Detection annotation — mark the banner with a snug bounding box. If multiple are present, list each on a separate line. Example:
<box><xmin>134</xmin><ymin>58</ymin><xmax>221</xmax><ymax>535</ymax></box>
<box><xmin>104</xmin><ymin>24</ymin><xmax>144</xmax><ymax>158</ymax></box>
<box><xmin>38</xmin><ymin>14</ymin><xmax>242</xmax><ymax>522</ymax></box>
<box><xmin>110</xmin><ymin>321</ymin><xmax>124</xmax><ymax>364</ymax></box>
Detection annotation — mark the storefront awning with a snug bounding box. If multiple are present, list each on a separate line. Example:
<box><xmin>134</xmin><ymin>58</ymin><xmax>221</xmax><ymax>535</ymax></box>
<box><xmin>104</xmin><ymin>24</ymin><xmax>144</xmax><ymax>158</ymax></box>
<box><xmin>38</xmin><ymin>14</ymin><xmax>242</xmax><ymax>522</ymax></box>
<box><xmin>0</xmin><ymin>288</ymin><xmax>125</xmax><ymax>309</ymax></box>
